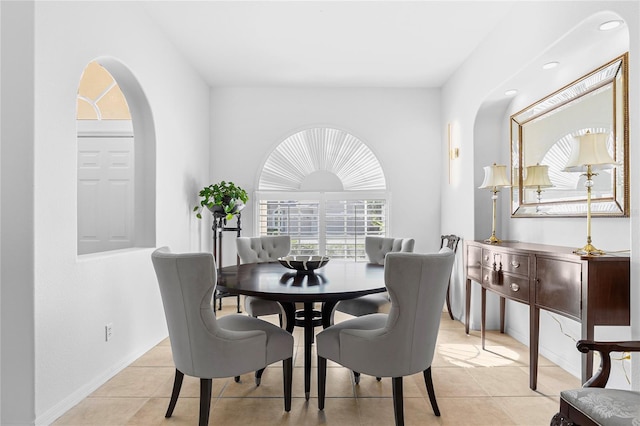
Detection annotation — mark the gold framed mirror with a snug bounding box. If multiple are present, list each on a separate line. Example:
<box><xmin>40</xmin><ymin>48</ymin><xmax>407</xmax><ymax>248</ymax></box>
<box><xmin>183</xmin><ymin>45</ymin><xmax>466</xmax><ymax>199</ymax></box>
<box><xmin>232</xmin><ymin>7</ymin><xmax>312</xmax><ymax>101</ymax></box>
<box><xmin>510</xmin><ymin>53</ymin><xmax>628</xmax><ymax>218</ymax></box>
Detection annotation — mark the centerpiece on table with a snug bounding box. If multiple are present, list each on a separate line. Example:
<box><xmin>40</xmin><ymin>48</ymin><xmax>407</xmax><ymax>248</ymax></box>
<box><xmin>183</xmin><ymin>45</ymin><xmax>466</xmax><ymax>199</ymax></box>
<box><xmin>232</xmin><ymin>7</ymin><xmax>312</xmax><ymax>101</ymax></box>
<box><xmin>193</xmin><ymin>181</ymin><xmax>249</xmax><ymax>221</ymax></box>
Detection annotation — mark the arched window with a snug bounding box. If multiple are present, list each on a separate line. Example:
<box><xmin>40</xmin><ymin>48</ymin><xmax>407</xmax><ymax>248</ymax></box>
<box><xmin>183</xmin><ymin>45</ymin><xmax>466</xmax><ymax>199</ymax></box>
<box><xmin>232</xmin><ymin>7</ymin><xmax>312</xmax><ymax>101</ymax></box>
<box><xmin>76</xmin><ymin>60</ymin><xmax>155</xmax><ymax>255</ymax></box>
<box><xmin>257</xmin><ymin>128</ymin><xmax>387</xmax><ymax>260</ymax></box>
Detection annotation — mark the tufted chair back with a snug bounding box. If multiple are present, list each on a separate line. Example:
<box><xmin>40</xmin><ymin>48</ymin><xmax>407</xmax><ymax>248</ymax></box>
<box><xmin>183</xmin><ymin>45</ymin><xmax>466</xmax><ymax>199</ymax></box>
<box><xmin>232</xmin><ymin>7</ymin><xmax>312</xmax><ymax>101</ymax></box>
<box><xmin>316</xmin><ymin>248</ymin><xmax>455</xmax><ymax>423</ymax></box>
<box><xmin>152</xmin><ymin>247</ymin><xmax>269</xmax><ymax>378</ymax></box>
<box><xmin>151</xmin><ymin>247</ymin><xmax>294</xmax><ymax>424</ymax></box>
<box><xmin>236</xmin><ymin>236</ymin><xmax>291</xmax><ymax>264</ymax></box>
<box><xmin>365</xmin><ymin>236</ymin><xmax>415</xmax><ymax>265</ymax></box>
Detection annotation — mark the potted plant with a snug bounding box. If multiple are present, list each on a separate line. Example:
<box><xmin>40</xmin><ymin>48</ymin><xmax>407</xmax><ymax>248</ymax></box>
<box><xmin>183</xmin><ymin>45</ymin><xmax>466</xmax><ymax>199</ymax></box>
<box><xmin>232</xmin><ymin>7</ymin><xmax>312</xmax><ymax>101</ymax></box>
<box><xmin>193</xmin><ymin>181</ymin><xmax>249</xmax><ymax>220</ymax></box>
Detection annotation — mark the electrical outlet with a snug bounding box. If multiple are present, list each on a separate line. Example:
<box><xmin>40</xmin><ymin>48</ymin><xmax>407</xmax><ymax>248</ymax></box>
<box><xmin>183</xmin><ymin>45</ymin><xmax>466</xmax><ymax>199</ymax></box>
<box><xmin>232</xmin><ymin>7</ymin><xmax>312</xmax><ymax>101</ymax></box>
<box><xmin>105</xmin><ymin>323</ymin><xmax>113</xmax><ymax>342</ymax></box>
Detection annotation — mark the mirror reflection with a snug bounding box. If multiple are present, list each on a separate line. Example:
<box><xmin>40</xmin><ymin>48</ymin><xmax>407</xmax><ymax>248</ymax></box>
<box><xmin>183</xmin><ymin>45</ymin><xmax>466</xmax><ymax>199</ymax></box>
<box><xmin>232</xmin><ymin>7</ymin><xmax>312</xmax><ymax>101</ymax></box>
<box><xmin>510</xmin><ymin>53</ymin><xmax>628</xmax><ymax>217</ymax></box>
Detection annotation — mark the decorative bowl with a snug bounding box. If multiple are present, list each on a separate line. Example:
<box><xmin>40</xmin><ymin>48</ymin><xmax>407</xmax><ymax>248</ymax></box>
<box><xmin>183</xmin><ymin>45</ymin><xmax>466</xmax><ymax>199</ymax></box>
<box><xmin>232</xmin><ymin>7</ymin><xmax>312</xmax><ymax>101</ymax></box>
<box><xmin>278</xmin><ymin>255</ymin><xmax>330</xmax><ymax>272</ymax></box>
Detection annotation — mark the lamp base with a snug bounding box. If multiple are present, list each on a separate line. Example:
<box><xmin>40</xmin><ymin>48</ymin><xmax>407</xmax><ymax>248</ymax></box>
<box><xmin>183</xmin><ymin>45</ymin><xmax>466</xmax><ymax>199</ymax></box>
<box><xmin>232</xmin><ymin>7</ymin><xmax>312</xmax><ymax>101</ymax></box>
<box><xmin>484</xmin><ymin>235</ymin><xmax>501</xmax><ymax>244</ymax></box>
<box><xmin>573</xmin><ymin>243</ymin><xmax>605</xmax><ymax>256</ymax></box>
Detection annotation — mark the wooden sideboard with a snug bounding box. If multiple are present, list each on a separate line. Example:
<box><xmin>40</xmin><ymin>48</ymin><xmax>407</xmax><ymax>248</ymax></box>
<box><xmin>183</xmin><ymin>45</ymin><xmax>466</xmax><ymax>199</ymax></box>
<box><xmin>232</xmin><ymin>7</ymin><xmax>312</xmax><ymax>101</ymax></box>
<box><xmin>464</xmin><ymin>240</ymin><xmax>630</xmax><ymax>390</ymax></box>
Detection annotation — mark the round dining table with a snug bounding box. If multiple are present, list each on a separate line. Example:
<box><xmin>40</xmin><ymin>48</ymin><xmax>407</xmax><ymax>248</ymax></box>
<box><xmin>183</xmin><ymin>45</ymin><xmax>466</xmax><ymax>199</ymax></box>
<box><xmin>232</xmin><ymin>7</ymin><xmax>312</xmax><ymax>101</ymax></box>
<box><xmin>217</xmin><ymin>260</ymin><xmax>386</xmax><ymax>399</ymax></box>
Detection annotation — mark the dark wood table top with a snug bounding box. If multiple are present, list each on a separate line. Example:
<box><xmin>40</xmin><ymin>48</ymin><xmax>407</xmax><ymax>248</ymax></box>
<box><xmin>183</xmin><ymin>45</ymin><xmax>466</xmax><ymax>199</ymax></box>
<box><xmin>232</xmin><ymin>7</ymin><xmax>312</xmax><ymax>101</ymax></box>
<box><xmin>217</xmin><ymin>260</ymin><xmax>386</xmax><ymax>303</ymax></box>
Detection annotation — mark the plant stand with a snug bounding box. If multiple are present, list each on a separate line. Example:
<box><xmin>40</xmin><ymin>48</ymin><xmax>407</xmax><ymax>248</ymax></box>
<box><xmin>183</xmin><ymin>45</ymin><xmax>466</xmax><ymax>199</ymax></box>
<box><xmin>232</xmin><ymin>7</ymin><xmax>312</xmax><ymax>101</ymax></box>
<box><xmin>212</xmin><ymin>212</ymin><xmax>242</xmax><ymax>312</ymax></box>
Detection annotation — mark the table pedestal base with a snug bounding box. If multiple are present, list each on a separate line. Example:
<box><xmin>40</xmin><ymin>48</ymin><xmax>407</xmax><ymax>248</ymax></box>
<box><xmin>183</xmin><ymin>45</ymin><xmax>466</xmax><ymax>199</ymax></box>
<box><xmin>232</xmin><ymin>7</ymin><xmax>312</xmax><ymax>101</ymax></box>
<box><xmin>281</xmin><ymin>301</ymin><xmax>338</xmax><ymax>400</ymax></box>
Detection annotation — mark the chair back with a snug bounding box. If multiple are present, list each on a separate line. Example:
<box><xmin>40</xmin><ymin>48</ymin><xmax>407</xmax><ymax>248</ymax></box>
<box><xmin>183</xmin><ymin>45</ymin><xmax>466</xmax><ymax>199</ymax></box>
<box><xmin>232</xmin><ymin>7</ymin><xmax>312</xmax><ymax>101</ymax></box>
<box><xmin>383</xmin><ymin>249</ymin><xmax>454</xmax><ymax>373</ymax></box>
<box><xmin>440</xmin><ymin>234</ymin><xmax>460</xmax><ymax>253</ymax></box>
<box><xmin>365</xmin><ymin>236</ymin><xmax>415</xmax><ymax>265</ymax></box>
<box><xmin>151</xmin><ymin>247</ymin><xmax>265</xmax><ymax>378</ymax></box>
<box><xmin>236</xmin><ymin>236</ymin><xmax>291</xmax><ymax>264</ymax></box>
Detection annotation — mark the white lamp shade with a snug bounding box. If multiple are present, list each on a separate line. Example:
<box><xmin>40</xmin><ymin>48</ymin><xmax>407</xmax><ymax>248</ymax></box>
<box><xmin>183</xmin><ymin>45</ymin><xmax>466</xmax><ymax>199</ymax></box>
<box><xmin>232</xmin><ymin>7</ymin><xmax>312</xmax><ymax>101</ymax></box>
<box><xmin>479</xmin><ymin>164</ymin><xmax>510</xmax><ymax>189</ymax></box>
<box><xmin>523</xmin><ymin>164</ymin><xmax>553</xmax><ymax>188</ymax></box>
<box><xmin>564</xmin><ymin>132</ymin><xmax>616</xmax><ymax>172</ymax></box>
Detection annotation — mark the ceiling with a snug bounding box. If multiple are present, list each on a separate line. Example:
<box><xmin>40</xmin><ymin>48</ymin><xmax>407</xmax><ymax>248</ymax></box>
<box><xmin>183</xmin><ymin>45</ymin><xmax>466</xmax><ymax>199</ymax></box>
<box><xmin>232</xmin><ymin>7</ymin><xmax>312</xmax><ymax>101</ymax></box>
<box><xmin>141</xmin><ymin>1</ymin><xmax>628</xmax><ymax>100</ymax></box>
<box><xmin>141</xmin><ymin>1</ymin><xmax>514</xmax><ymax>88</ymax></box>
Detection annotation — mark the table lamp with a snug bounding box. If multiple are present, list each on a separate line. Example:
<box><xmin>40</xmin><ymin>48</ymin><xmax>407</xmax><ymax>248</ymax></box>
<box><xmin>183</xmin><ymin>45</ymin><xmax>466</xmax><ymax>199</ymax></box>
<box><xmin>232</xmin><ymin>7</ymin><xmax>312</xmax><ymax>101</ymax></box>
<box><xmin>523</xmin><ymin>163</ymin><xmax>553</xmax><ymax>204</ymax></box>
<box><xmin>479</xmin><ymin>163</ymin><xmax>510</xmax><ymax>244</ymax></box>
<box><xmin>563</xmin><ymin>131</ymin><xmax>616</xmax><ymax>255</ymax></box>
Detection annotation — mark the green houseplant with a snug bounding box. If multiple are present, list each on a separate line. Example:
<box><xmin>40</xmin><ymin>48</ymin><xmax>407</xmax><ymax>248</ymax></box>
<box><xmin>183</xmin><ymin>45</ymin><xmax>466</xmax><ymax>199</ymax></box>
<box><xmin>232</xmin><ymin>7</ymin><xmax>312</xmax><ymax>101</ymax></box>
<box><xmin>194</xmin><ymin>181</ymin><xmax>249</xmax><ymax>220</ymax></box>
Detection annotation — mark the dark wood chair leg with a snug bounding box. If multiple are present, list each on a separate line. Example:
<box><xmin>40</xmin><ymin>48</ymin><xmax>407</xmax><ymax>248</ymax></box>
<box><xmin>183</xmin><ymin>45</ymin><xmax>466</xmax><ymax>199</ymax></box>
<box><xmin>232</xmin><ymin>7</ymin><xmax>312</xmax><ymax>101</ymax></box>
<box><xmin>318</xmin><ymin>356</ymin><xmax>327</xmax><ymax>410</ymax></box>
<box><xmin>165</xmin><ymin>369</ymin><xmax>184</xmax><ymax>418</ymax></box>
<box><xmin>283</xmin><ymin>357</ymin><xmax>292</xmax><ymax>412</ymax></box>
<box><xmin>236</xmin><ymin>294</ymin><xmax>241</xmax><ymax>313</ymax></box>
<box><xmin>255</xmin><ymin>368</ymin><xmax>265</xmax><ymax>386</ymax></box>
<box><xmin>423</xmin><ymin>367</ymin><xmax>441</xmax><ymax>416</ymax></box>
<box><xmin>392</xmin><ymin>377</ymin><xmax>404</xmax><ymax>426</ymax></box>
<box><xmin>353</xmin><ymin>371</ymin><xmax>360</xmax><ymax>384</ymax></box>
<box><xmin>199</xmin><ymin>378</ymin><xmax>212</xmax><ymax>426</ymax></box>
<box><xmin>445</xmin><ymin>283</ymin><xmax>454</xmax><ymax>320</ymax></box>
<box><xmin>234</xmin><ymin>375</ymin><xmax>240</xmax><ymax>382</ymax></box>
<box><xmin>550</xmin><ymin>412</ymin><xmax>572</xmax><ymax>426</ymax></box>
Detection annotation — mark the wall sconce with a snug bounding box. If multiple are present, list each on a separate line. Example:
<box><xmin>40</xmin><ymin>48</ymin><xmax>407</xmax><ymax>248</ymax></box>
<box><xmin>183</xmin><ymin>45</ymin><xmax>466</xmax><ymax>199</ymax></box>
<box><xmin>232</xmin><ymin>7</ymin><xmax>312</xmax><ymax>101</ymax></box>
<box><xmin>479</xmin><ymin>163</ymin><xmax>510</xmax><ymax>244</ymax></box>
<box><xmin>448</xmin><ymin>123</ymin><xmax>460</xmax><ymax>184</ymax></box>
<box><xmin>563</xmin><ymin>131</ymin><xmax>616</xmax><ymax>255</ymax></box>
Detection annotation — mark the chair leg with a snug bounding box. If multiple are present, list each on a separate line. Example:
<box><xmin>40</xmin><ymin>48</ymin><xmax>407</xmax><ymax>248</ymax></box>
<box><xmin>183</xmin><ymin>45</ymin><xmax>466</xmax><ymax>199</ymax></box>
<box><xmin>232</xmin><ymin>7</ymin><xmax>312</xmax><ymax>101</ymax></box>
<box><xmin>392</xmin><ymin>377</ymin><xmax>404</xmax><ymax>426</ymax></box>
<box><xmin>255</xmin><ymin>368</ymin><xmax>265</xmax><ymax>386</ymax></box>
<box><xmin>278</xmin><ymin>314</ymin><xmax>283</xmax><ymax>328</ymax></box>
<box><xmin>318</xmin><ymin>356</ymin><xmax>327</xmax><ymax>410</ymax></box>
<box><xmin>353</xmin><ymin>371</ymin><xmax>360</xmax><ymax>384</ymax></box>
<box><xmin>445</xmin><ymin>282</ymin><xmax>454</xmax><ymax>320</ymax></box>
<box><xmin>199</xmin><ymin>378</ymin><xmax>212</xmax><ymax>426</ymax></box>
<box><xmin>423</xmin><ymin>367</ymin><xmax>440</xmax><ymax>416</ymax></box>
<box><xmin>236</xmin><ymin>294</ymin><xmax>241</xmax><ymax>313</ymax></box>
<box><xmin>165</xmin><ymin>369</ymin><xmax>184</xmax><ymax>418</ymax></box>
<box><xmin>283</xmin><ymin>357</ymin><xmax>293</xmax><ymax>412</ymax></box>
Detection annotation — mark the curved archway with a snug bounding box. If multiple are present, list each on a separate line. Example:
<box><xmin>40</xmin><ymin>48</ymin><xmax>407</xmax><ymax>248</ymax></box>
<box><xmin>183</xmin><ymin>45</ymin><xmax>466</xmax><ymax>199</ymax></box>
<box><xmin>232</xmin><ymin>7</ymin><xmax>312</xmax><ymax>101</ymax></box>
<box><xmin>76</xmin><ymin>58</ymin><xmax>156</xmax><ymax>254</ymax></box>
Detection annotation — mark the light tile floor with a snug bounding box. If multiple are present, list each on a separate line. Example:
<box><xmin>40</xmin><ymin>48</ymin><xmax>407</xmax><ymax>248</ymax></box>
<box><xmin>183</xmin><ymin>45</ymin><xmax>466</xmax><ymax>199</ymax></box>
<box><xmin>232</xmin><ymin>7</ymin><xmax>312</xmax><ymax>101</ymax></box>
<box><xmin>53</xmin><ymin>301</ymin><xmax>580</xmax><ymax>425</ymax></box>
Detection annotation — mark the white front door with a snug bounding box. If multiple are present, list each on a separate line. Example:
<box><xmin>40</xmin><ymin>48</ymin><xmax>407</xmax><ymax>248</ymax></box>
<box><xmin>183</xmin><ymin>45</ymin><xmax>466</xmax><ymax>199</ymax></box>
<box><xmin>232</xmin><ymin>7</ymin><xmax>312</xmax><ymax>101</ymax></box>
<box><xmin>77</xmin><ymin>121</ymin><xmax>134</xmax><ymax>255</ymax></box>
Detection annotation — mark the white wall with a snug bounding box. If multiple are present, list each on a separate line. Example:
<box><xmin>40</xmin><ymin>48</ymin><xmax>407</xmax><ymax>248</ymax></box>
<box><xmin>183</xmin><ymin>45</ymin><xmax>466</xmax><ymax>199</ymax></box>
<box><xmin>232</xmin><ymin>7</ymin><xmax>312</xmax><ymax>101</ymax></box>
<box><xmin>208</xmin><ymin>88</ymin><xmax>442</xmax><ymax>263</ymax></box>
<box><xmin>20</xmin><ymin>3</ymin><xmax>211</xmax><ymax>424</ymax></box>
<box><xmin>442</xmin><ymin>1</ymin><xmax>639</xmax><ymax>386</ymax></box>
<box><xmin>1</xmin><ymin>2</ymin><xmax>35</xmax><ymax>424</ymax></box>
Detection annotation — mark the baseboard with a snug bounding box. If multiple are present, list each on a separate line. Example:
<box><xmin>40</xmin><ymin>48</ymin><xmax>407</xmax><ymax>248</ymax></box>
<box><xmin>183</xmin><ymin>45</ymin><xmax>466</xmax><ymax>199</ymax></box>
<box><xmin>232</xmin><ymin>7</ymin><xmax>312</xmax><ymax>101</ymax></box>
<box><xmin>35</xmin><ymin>338</ymin><xmax>166</xmax><ymax>426</ymax></box>
<box><xmin>505</xmin><ymin>325</ymin><xmax>581</xmax><ymax>379</ymax></box>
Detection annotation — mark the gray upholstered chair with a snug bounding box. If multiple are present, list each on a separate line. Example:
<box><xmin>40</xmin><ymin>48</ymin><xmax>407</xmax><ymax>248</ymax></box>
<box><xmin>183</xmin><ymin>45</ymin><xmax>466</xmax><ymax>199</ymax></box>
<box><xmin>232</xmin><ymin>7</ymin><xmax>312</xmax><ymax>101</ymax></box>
<box><xmin>236</xmin><ymin>236</ymin><xmax>291</xmax><ymax>326</ymax></box>
<box><xmin>551</xmin><ymin>340</ymin><xmax>640</xmax><ymax>426</ymax></box>
<box><xmin>365</xmin><ymin>236</ymin><xmax>415</xmax><ymax>265</ymax></box>
<box><xmin>334</xmin><ymin>236</ymin><xmax>415</xmax><ymax>318</ymax></box>
<box><xmin>440</xmin><ymin>234</ymin><xmax>461</xmax><ymax>320</ymax></box>
<box><xmin>151</xmin><ymin>247</ymin><xmax>293</xmax><ymax>426</ymax></box>
<box><xmin>317</xmin><ymin>249</ymin><xmax>455</xmax><ymax>426</ymax></box>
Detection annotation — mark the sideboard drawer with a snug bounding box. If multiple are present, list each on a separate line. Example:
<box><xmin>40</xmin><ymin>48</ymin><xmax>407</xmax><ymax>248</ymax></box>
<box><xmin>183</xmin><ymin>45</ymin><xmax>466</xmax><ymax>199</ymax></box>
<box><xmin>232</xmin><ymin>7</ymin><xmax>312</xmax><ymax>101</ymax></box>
<box><xmin>535</xmin><ymin>257</ymin><xmax>581</xmax><ymax>320</ymax></box>
<box><xmin>501</xmin><ymin>253</ymin><xmax>529</xmax><ymax>276</ymax></box>
<box><xmin>482</xmin><ymin>268</ymin><xmax>530</xmax><ymax>303</ymax></box>
<box><xmin>481</xmin><ymin>250</ymin><xmax>529</xmax><ymax>276</ymax></box>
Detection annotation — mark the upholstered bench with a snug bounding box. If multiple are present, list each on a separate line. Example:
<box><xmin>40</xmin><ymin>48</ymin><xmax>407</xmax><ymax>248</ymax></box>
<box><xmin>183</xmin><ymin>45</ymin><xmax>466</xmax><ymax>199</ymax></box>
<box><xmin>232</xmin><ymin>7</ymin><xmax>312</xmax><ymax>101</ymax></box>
<box><xmin>551</xmin><ymin>340</ymin><xmax>640</xmax><ymax>426</ymax></box>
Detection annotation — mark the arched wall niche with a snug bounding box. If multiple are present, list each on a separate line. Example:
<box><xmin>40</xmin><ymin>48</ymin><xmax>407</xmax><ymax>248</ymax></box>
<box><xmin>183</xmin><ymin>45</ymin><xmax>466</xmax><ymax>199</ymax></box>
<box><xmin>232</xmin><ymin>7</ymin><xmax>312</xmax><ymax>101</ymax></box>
<box><xmin>473</xmin><ymin>10</ymin><xmax>629</xmax><ymax>241</ymax></box>
<box><xmin>77</xmin><ymin>57</ymin><xmax>156</xmax><ymax>254</ymax></box>
<box><xmin>469</xmin><ymin>9</ymin><xmax>631</xmax><ymax>384</ymax></box>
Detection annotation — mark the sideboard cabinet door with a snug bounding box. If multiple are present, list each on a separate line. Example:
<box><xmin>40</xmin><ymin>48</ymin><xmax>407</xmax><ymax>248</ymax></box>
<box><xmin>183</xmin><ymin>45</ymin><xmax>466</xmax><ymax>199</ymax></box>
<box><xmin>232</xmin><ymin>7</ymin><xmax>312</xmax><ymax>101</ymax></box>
<box><xmin>535</xmin><ymin>257</ymin><xmax>582</xmax><ymax>321</ymax></box>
